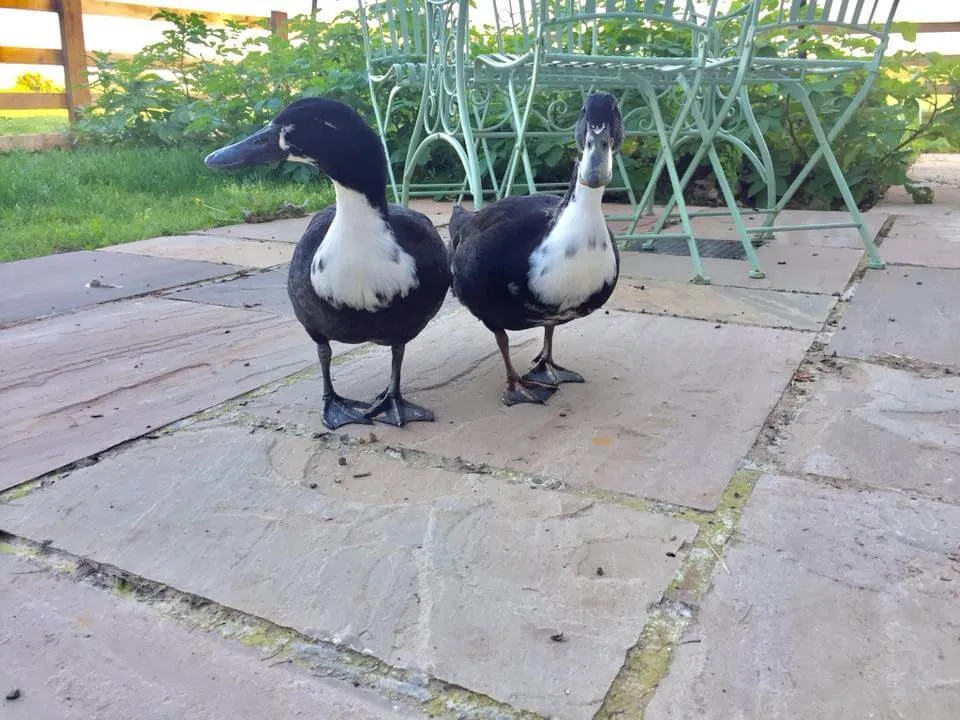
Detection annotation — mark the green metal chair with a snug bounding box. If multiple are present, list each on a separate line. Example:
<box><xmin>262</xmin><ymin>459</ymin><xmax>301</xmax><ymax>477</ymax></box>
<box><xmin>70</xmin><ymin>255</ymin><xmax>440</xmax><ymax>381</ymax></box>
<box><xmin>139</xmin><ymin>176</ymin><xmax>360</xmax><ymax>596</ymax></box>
<box><xmin>627</xmin><ymin>2</ymin><xmax>773</xmax><ymax>243</ymax></box>
<box><xmin>679</xmin><ymin>0</ymin><xmax>901</xmax><ymax>269</ymax></box>
<box><xmin>397</xmin><ymin>0</ymin><xmax>547</xmax><ymax>209</ymax></box>
<box><xmin>490</xmin><ymin>0</ymin><xmax>765</xmax><ymax>282</ymax></box>
<box><xmin>363</xmin><ymin>0</ymin><xmax>544</xmax><ymax>209</ymax></box>
<box><xmin>358</xmin><ymin>1</ymin><xmax>430</xmax><ymax>204</ymax></box>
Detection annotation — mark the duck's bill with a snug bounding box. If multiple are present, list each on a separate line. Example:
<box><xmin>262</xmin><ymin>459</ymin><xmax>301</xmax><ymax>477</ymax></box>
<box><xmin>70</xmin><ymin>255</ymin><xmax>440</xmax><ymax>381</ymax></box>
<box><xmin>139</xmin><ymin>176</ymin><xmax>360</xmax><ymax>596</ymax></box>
<box><xmin>577</xmin><ymin>126</ymin><xmax>614</xmax><ymax>188</ymax></box>
<box><xmin>204</xmin><ymin>123</ymin><xmax>287</xmax><ymax>170</ymax></box>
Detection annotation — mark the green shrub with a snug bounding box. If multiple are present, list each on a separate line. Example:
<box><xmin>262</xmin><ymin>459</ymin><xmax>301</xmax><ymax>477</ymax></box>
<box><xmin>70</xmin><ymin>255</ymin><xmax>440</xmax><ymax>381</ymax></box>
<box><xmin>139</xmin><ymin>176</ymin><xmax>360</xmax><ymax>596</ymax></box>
<box><xmin>73</xmin><ymin>9</ymin><xmax>960</xmax><ymax>211</ymax></box>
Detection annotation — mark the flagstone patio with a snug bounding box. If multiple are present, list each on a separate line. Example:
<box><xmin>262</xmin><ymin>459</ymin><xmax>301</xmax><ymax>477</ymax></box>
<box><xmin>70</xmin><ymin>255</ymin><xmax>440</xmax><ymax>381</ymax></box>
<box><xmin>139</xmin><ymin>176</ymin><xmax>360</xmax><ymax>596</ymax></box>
<box><xmin>2</xmin><ymin>170</ymin><xmax>959</xmax><ymax>719</ymax></box>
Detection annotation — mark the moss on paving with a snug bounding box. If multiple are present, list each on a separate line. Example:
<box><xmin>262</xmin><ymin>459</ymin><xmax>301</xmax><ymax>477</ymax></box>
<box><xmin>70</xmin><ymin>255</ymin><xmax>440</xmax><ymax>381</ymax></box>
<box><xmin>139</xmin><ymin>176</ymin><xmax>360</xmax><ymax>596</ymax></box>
<box><xmin>595</xmin><ymin>469</ymin><xmax>762</xmax><ymax>719</ymax></box>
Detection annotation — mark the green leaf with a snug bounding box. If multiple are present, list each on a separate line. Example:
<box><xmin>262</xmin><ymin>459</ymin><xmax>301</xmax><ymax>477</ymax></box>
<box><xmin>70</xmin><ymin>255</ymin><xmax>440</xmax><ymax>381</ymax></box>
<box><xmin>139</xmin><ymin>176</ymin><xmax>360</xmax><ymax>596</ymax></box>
<box><xmin>894</xmin><ymin>22</ymin><xmax>918</xmax><ymax>44</ymax></box>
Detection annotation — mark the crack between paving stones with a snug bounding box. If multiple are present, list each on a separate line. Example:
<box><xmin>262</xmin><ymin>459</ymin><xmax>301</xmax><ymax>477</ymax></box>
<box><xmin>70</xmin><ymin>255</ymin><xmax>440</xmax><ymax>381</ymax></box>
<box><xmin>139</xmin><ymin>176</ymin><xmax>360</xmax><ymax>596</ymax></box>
<box><xmin>748</xmin><ymin>464</ymin><xmax>960</xmax><ymax>508</ymax></box>
<box><xmin>227</xmin><ymin>412</ymin><xmax>717</xmax><ymax>524</ymax></box>
<box><xmin>0</xmin><ymin>269</ymin><xmax>269</xmax><ymax>332</ymax></box>
<box><xmin>610</xmin><ymin>305</ymin><xmax>824</xmax><ymax>332</ymax></box>
<box><xmin>594</xmin><ymin>218</ymin><xmax>900</xmax><ymax>718</ymax></box>
<box><xmin>161</xmin><ymin>295</ymin><xmax>295</xmax><ymax>316</ymax></box>
<box><xmin>408</xmin><ymin>338</ymin><xmax>538</xmax><ymax>393</ymax></box>
<box><xmin>0</xmin><ymin>364</ymin><xmax>330</xmax><ymax>506</ymax></box>
<box><xmin>0</xmin><ymin>532</ymin><xmax>543</xmax><ymax>720</ymax></box>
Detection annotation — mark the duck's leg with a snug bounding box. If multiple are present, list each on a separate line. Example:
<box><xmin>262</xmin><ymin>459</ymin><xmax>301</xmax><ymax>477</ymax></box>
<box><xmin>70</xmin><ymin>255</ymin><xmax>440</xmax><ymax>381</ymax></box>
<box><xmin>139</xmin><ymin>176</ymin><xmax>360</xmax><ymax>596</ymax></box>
<box><xmin>496</xmin><ymin>329</ymin><xmax>557</xmax><ymax>406</ymax></box>
<box><xmin>317</xmin><ymin>341</ymin><xmax>373</xmax><ymax>429</ymax></box>
<box><xmin>522</xmin><ymin>326</ymin><xmax>585</xmax><ymax>386</ymax></box>
<box><xmin>364</xmin><ymin>345</ymin><xmax>435</xmax><ymax>427</ymax></box>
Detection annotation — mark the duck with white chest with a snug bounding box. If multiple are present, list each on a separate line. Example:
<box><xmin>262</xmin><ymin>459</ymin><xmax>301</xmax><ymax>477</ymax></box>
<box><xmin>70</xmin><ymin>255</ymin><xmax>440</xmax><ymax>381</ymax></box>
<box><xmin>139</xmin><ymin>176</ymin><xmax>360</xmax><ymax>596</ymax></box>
<box><xmin>204</xmin><ymin>97</ymin><xmax>450</xmax><ymax>429</ymax></box>
<box><xmin>449</xmin><ymin>91</ymin><xmax>623</xmax><ymax>406</ymax></box>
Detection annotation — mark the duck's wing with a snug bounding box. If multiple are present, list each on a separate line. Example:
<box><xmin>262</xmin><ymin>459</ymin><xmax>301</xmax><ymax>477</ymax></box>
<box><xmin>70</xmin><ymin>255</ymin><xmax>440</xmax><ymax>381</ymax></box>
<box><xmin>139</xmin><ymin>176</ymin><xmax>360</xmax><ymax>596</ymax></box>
<box><xmin>471</xmin><ymin>195</ymin><xmax>560</xmax><ymax>234</ymax></box>
<box><xmin>387</xmin><ymin>204</ymin><xmax>443</xmax><ymax>248</ymax></box>
<box><xmin>449</xmin><ymin>194</ymin><xmax>564</xmax><ymax>292</ymax></box>
<box><xmin>385</xmin><ymin>204</ymin><xmax>451</xmax><ymax>288</ymax></box>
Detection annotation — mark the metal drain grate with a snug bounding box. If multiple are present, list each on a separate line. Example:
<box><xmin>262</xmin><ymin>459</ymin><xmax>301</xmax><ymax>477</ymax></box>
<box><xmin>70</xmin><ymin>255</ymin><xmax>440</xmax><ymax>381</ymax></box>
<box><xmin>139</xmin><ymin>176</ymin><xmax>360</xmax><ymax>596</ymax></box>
<box><xmin>645</xmin><ymin>237</ymin><xmax>748</xmax><ymax>260</ymax></box>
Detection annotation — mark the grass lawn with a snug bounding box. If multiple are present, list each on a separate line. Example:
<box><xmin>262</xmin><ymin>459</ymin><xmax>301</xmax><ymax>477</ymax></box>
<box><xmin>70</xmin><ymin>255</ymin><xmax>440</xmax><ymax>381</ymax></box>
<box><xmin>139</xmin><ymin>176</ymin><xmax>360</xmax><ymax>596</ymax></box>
<box><xmin>0</xmin><ymin>145</ymin><xmax>333</xmax><ymax>262</ymax></box>
<box><xmin>0</xmin><ymin>109</ymin><xmax>70</xmax><ymax>136</ymax></box>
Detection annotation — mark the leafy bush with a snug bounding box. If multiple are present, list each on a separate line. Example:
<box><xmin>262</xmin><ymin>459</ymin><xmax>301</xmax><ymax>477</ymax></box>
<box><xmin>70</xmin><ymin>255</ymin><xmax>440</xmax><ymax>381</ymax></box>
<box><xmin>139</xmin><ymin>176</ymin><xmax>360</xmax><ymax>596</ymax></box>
<box><xmin>73</xmin><ymin>8</ymin><xmax>960</xmax><ymax>210</ymax></box>
<box><xmin>76</xmin><ymin>11</ymin><xmax>370</xmax><ymax>184</ymax></box>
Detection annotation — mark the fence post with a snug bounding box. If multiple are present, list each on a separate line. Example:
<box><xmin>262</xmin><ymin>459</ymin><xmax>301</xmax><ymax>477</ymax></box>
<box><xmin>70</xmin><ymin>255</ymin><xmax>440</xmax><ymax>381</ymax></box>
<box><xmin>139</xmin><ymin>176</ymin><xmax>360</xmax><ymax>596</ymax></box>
<box><xmin>57</xmin><ymin>0</ymin><xmax>91</xmax><ymax>123</ymax></box>
<box><xmin>270</xmin><ymin>11</ymin><xmax>288</xmax><ymax>40</ymax></box>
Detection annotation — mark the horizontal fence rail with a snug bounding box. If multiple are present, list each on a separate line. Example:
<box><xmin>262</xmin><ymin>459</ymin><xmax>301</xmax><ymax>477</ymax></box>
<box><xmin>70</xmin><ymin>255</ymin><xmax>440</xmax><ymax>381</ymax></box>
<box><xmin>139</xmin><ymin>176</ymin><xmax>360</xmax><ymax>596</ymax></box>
<box><xmin>0</xmin><ymin>0</ymin><xmax>285</xmax><ymax>128</ymax></box>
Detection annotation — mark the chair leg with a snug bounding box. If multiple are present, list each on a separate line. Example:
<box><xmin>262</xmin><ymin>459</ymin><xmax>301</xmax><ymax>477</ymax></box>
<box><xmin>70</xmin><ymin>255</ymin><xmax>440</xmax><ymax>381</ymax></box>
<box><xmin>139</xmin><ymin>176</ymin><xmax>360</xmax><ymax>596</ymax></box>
<box><xmin>706</xmin><ymin>143</ymin><xmax>765</xmax><ymax>278</ymax></box>
<box><xmin>632</xmin><ymin>147</ymin><xmax>667</xmax><ymax>245</ymax></box>
<box><xmin>471</xmin><ymin>92</ymin><xmax>503</xmax><ymax>199</ymax></box>
<box><xmin>783</xmin><ymin>83</ymin><xmax>885</xmax><ymax>269</ymax></box>
<box><xmin>502</xmin><ymin>70</ymin><xmax>540</xmax><ymax>198</ymax></box>
<box><xmin>399</xmin><ymin>78</ymin><xmax>429</xmax><ymax>208</ymax></box>
<box><xmin>368</xmin><ymin>78</ymin><xmax>401</xmax><ymax>205</ymax></box>
<box><xmin>641</xmin><ymin>78</ymin><xmax>748</xmax><ymax>260</ymax></box>
<box><xmin>680</xmin><ymin>91</ymin><xmax>765</xmax><ymax>279</ymax></box>
<box><xmin>739</xmin><ymin>86</ymin><xmax>777</xmax><ymax>240</ymax></box>
<box><xmin>630</xmin><ymin>79</ymin><xmax>706</xmax><ymax>245</ymax></box>
<box><xmin>645</xmin><ymin>84</ymin><xmax>729</xmax><ymax>231</ymax></box>
<box><xmin>638</xmin><ymin>80</ymin><xmax>709</xmax><ymax>284</ymax></box>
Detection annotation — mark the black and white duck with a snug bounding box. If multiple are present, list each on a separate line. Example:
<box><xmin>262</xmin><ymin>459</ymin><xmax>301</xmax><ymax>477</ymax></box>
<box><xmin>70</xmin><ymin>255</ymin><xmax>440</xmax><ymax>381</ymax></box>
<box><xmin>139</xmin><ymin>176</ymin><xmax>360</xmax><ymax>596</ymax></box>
<box><xmin>204</xmin><ymin>97</ymin><xmax>450</xmax><ymax>429</ymax></box>
<box><xmin>448</xmin><ymin>91</ymin><xmax>623</xmax><ymax>406</ymax></box>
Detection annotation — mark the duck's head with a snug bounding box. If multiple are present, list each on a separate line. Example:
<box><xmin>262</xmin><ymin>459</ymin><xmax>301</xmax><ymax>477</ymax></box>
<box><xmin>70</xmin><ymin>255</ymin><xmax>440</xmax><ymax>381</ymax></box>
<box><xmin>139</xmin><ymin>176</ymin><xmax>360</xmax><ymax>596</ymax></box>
<box><xmin>204</xmin><ymin>97</ymin><xmax>387</xmax><ymax>201</ymax></box>
<box><xmin>574</xmin><ymin>92</ymin><xmax>624</xmax><ymax>189</ymax></box>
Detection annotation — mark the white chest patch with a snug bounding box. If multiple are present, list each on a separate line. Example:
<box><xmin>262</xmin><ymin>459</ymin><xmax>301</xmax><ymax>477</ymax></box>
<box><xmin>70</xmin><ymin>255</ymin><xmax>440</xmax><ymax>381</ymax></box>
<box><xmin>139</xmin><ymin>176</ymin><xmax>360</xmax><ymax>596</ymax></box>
<box><xmin>310</xmin><ymin>183</ymin><xmax>419</xmax><ymax>312</ymax></box>
<box><xmin>527</xmin><ymin>186</ymin><xmax>617</xmax><ymax>311</ymax></box>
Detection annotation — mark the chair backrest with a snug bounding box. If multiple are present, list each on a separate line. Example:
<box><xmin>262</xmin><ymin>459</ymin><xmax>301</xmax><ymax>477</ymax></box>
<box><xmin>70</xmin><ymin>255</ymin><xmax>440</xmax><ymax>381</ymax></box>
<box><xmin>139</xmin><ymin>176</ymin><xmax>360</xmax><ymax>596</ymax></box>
<box><xmin>484</xmin><ymin>0</ymin><xmax>539</xmax><ymax>55</ymax></box>
<box><xmin>750</xmin><ymin>0</ymin><xmax>901</xmax><ymax>59</ymax></box>
<box><xmin>357</xmin><ymin>0</ymin><xmax>428</xmax><ymax>70</ymax></box>
<box><xmin>537</xmin><ymin>0</ymin><xmax>722</xmax><ymax>60</ymax></box>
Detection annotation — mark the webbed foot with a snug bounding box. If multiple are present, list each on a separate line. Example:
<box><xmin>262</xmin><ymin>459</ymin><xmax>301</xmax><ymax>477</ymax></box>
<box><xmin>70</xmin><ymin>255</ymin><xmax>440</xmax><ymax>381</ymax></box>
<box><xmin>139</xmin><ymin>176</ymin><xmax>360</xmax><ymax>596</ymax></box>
<box><xmin>364</xmin><ymin>390</ymin><xmax>435</xmax><ymax>427</ymax></box>
<box><xmin>322</xmin><ymin>394</ymin><xmax>374</xmax><ymax>430</ymax></box>
<box><xmin>502</xmin><ymin>378</ymin><xmax>558</xmax><ymax>406</ymax></box>
<box><xmin>522</xmin><ymin>354</ymin><xmax>585</xmax><ymax>386</ymax></box>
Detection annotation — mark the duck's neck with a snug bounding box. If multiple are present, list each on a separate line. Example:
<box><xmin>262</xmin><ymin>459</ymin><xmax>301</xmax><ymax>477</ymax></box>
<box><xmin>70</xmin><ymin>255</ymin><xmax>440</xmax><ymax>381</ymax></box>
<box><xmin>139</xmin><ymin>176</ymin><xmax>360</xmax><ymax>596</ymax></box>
<box><xmin>332</xmin><ymin>180</ymin><xmax>389</xmax><ymax>224</ymax></box>
<box><xmin>555</xmin><ymin>161</ymin><xmax>605</xmax><ymax>217</ymax></box>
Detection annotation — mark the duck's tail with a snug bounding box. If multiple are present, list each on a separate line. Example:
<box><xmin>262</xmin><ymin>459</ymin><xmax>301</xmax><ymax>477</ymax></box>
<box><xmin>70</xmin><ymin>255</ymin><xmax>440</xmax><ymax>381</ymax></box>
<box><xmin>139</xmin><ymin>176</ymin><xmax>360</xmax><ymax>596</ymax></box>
<box><xmin>448</xmin><ymin>204</ymin><xmax>475</xmax><ymax>253</ymax></box>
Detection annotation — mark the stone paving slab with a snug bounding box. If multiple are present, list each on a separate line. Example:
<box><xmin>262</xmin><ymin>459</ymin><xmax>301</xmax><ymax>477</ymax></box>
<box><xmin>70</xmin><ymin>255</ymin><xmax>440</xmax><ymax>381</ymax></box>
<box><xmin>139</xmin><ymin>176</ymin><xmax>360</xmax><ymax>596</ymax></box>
<box><xmin>0</xmin><ymin>297</ymin><xmax>317</xmax><ymax>490</ymax></box>
<box><xmin>100</xmin><ymin>234</ymin><xmax>293</xmax><ymax>269</ymax></box>
<box><xmin>645</xmin><ymin>473</ymin><xmax>960</xmax><ymax>720</ymax></box>
<box><xmin>165</xmin><ymin>269</ymin><xmax>461</xmax><ymax>322</ymax></box>
<box><xmin>196</xmin><ymin>216</ymin><xmax>314</xmax><ymax>243</ymax></box>
<box><xmin>668</xmin><ymin>209</ymin><xmax>888</xmax><ymax>251</ymax></box>
<box><xmin>244</xmin><ymin>297</ymin><xmax>812</xmax><ymax>510</ymax></box>
<box><xmin>619</xmin><ymin>243</ymin><xmax>864</xmax><ymax>295</ymax></box>
<box><xmin>407</xmin><ymin>198</ymin><xmax>459</xmax><ymax>226</ymax></box>
<box><xmin>0</xmin><ymin>553</ymin><xmax>420</xmax><ymax>720</ymax></box>
<box><xmin>166</xmin><ymin>267</ymin><xmax>293</xmax><ymax>315</ymax></box>
<box><xmin>0</xmin><ymin>419</ymin><xmax>697</xmax><ymax>720</ymax></box>
<box><xmin>778</xmin><ymin>361</ymin><xmax>960</xmax><ymax>503</ymax></box>
<box><xmin>0</xmin><ymin>250</ymin><xmax>241</xmax><ymax>327</ymax></box>
<box><xmin>194</xmin><ymin>209</ymin><xmax>455</xmax><ymax>247</ymax></box>
<box><xmin>829</xmin><ymin>266</ymin><xmax>960</xmax><ymax>368</ymax></box>
<box><xmin>611</xmin><ymin>277</ymin><xmax>835</xmax><ymax>331</ymax></box>
<box><xmin>875</xmin><ymin>214</ymin><xmax>960</xmax><ymax>268</ymax></box>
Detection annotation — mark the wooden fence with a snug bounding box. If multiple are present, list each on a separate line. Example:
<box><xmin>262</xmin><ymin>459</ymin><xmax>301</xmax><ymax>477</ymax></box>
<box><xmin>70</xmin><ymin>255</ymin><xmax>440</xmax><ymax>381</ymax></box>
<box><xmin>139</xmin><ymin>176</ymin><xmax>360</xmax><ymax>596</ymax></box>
<box><xmin>0</xmin><ymin>0</ymin><xmax>285</xmax><ymax>150</ymax></box>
